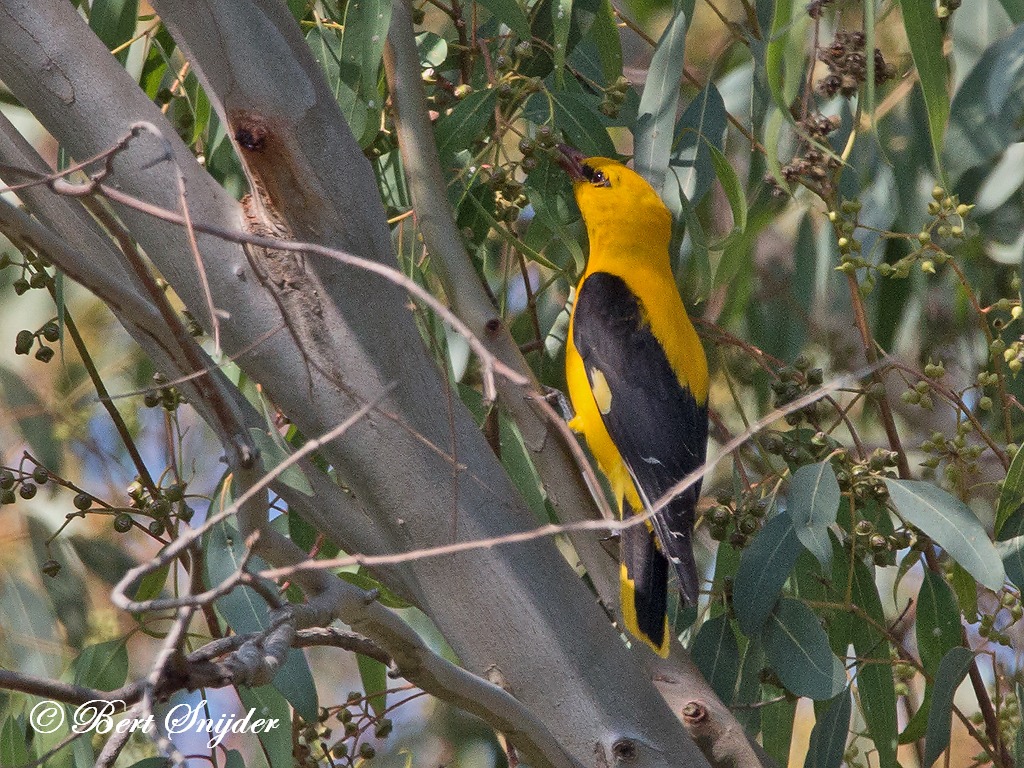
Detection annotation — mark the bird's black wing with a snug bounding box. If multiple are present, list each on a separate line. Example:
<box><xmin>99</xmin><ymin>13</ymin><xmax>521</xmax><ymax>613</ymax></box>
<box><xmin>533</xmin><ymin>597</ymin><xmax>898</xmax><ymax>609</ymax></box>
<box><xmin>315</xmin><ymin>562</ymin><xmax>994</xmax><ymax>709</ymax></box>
<box><xmin>573</xmin><ymin>271</ymin><xmax>708</xmax><ymax>615</ymax></box>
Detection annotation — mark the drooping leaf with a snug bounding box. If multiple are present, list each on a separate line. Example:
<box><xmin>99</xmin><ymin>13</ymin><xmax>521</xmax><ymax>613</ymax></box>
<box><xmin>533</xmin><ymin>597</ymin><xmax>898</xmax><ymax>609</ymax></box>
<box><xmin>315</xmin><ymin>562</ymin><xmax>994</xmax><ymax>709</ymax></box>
<box><xmin>763</xmin><ymin>598</ymin><xmax>846</xmax><ymax>700</ymax></box>
<box><xmin>708</xmin><ymin>144</ymin><xmax>747</xmax><ymax>236</ymax></box>
<box><xmin>850</xmin><ymin>557</ymin><xmax>899</xmax><ymax>768</ymax></box>
<box><xmin>0</xmin><ymin>365</ymin><xmax>62</xmax><ymax>473</ymax></box>
<box><xmin>73</xmin><ymin>639</ymin><xmax>129</xmax><ymax>692</ymax></box>
<box><xmin>884</xmin><ymin>479</ymin><xmax>1005</xmax><ymax>590</ymax></box>
<box><xmin>236</xmin><ymin>686</ymin><xmax>292</xmax><ymax>768</ymax></box>
<box><xmin>435</xmin><ymin>88</ymin><xmax>499</xmax><ymax>167</ymax></box>
<box><xmin>789</xmin><ymin>462</ymin><xmax>840</xmax><ymax>570</ymax></box>
<box><xmin>923</xmin><ymin>647</ymin><xmax>975</xmax><ymax>768</ymax></box>
<box><xmin>997</xmin><ymin>441</ymin><xmax>1024</xmax><ymax>538</ymax></box>
<box><xmin>248</xmin><ymin>428</ymin><xmax>313</xmax><ymax>496</ymax></box>
<box><xmin>552</xmin><ymin>0</ymin><xmax>574</xmax><ymax>86</ymax></box>
<box><xmin>761</xmin><ymin>693</ymin><xmax>797</xmax><ymax>767</ymax></box>
<box><xmin>550</xmin><ymin>91</ymin><xmax>617</xmax><ymax>158</ymax></box>
<box><xmin>691</xmin><ymin>614</ymin><xmax>740</xmax><ymax>703</ymax></box>
<box><xmin>804</xmin><ymin>688</ymin><xmax>852</xmax><ymax>768</ymax></box>
<box><xmin>90</xmin><ymin>0</ymin><xmax>139</xmax><ymax>62</ymax></box>
<box><xmin>915</xmin><ymin>569</ymin><xmax>961</xmax><ymax>670</ymax></box>
<box><xmin>476</xmin><ymin>0</ymin><xmax>531</xmax><ymax>39</ymax></box>
<box><xmin>589</xmin><ymin>0</ymin><xmax>623</xmax><ymax>85</ymax></box>
<box><xmin>734</xmin><ymin>511</ymin><xmax>802</xmax><ymax>636</ymax></box>
<box><xmin>666</xmin><ymin>82</ymin><xmax>727</xmax><ymax>209</ymax></box>
<box><xmin>634</xmin><ymin>6</ymin><xmax>688</xmax><ymax>191</ymax></box>
<box><xmin>0</xmin><ymin>717</ymin><xmax>30</xmax><ymax>768</ymax></box>
<box><xmin>206</xmin><ymin>517</ymin><xmax>319</xmax><ymax>721</ymax></box>
<box><xmin>944</xmin><ymin>23</ymin><xmax>1024</xmax><ymax>186</ymax></box>
<box><xmin>357</xmin><ymin>653</ymin><xmax>388</xmax><ymax>718</ymax></box>
<box><xmin>899</xmin><ymin>0</ymin><xmax>950</xmax><ymax>169</ymax></box>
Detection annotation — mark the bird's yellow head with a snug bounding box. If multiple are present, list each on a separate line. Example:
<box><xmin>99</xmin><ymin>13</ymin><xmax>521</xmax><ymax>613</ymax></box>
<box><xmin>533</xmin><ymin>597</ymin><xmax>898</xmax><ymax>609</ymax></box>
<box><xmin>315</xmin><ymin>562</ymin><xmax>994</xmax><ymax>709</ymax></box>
<box><xmin>555</xmin><ymin>145</ymin><xmax>671</xmax><ymax>245</ymax></box>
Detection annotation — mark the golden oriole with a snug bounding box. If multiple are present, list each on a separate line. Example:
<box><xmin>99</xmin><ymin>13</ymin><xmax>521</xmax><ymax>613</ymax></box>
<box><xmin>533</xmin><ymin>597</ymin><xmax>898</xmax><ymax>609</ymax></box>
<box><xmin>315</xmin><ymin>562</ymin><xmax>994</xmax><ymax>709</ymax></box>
<box><xmin>557</xmin><ymin>145</ymin><xmax>709</xmax><ymax>657</ymax></box>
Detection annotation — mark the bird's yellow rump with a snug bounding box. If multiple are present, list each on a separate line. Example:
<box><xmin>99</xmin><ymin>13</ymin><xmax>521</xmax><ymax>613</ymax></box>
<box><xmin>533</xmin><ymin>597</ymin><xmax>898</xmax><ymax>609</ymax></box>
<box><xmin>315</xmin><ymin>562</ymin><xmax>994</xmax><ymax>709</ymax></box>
<box><xmin>557</xmin><ymin>146</ymin><xmax>709</xmax><ymax>657</ymax></box>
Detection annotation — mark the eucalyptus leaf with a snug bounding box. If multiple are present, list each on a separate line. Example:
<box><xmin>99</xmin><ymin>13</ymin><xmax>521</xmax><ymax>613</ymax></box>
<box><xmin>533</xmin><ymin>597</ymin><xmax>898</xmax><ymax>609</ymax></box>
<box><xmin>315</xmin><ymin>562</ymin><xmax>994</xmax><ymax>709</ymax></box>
<box><xmin>915</xmin><ymin>569</ymin><xmax>961</xmax><ymax>670</ymax></box>
<box><xmin>691</xmin><ymin>614</ymin><xmax>740</xmax><ymax>703</ymax></box>
<box><xmin>899</xmin><ymin>0</ymin><xmax>950</xmax><ymax>168</ymax></box>
<box><xmin>734</xmin><ymin>511</ymin><xmax>801</xmax><ymax>636</ymax></box>
<box><xmin>923</xmin><ymin>647</ymin><xmax>974</xmax><ymax>768</ymax></box>
<box><xmin>997</xmin><ymin>440</ymin><xmax>1024</xmax><ymax>538</ymax></box>
<box><xmin>884</xmin><ymin>479</ymin><xmax>1005</xmax><ymax>590</ymax></box>
<box><xmin>764</xmin><ymin>598</ymin><xmax>846</xmax><ymax>700</ymax></box>
<box><xmin>789</xmin><ymin>462</ymin><xmax>840</xmax><ymax>570</ymax></box>
<box><xmin>804</xmin><ymin>688</ymin><xmax>852</xmax><ymax>768</ymax></box>
<box><xmin>634</xmin><ymin>7</ymin><xmax>688</xmax><ymax>191</ymax></box>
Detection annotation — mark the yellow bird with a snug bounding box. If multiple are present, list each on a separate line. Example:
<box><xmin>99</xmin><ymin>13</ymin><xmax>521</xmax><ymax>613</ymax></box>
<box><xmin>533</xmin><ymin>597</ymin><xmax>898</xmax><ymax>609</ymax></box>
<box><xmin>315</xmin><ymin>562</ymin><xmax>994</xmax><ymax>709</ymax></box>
<box><xmin>557</xmin><ymin>145</ymin><xmax>709</xmax><ymax>657</ymax></box>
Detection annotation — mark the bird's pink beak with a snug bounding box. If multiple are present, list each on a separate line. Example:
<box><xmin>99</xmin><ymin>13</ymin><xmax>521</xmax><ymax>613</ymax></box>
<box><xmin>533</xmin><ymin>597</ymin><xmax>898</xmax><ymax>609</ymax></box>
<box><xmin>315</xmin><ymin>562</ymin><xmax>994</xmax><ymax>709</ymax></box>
<box><xmin>555</xmin><ymin>144</ymin><xmax>588</xmax><ymax>182</ymax></box>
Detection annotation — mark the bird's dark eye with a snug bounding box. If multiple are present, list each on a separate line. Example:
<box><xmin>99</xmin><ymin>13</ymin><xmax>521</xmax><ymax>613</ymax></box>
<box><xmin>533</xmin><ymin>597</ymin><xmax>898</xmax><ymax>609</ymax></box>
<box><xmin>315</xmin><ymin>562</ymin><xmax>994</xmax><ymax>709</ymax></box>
<box><xmin>581</xmin><ymin>164</ymin><xmax>611</xmax><ymax>187</ymax></box>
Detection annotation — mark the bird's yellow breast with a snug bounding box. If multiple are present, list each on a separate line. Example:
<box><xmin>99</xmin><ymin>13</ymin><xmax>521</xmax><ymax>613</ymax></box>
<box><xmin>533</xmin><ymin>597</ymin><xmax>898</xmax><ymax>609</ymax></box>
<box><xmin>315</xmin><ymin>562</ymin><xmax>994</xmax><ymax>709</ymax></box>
<box><xmin>565</xmin><ymin>158</ymin><xmax>708</xmax><ymax>511</ymax></box>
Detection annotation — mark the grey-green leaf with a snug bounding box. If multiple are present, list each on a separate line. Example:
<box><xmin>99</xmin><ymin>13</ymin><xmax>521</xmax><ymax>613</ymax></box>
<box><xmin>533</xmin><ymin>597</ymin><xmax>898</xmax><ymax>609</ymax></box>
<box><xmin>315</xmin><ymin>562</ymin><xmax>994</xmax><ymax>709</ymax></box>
<box><xmin>764</xmin><ymin>598</ymin><xmax>846</xmax><ymax>701</ymax></box>
<box><xmin>477</xmin><ymin>0</ymin><xmax>531</xmax><ymax>39</ymax></box>
<box><xmin>734</xmin><ymin>511</ymin><xmax>802</xmax><ymax>636</ymax></box>
<box><xmin>804</xmin><ymin>688</ymin><xmax>852</xmax><ymax>768</ymax></box>
<box><xmin>997</xmin><ymin>437</ymin><xmax>1024</xmax><ymax>538</ymax></box>
<box><xmin>884</xmin><ymin>479</ymin><xmax>1005</xmax><ymax>590</ymax></box>
<box><xmin>789</xmin><ymin>462</ymin><xmax>840</xmax><ymax>570</ymax></box>
<box><xmin>923</xmin><ymin>647</ymin><xmax>974</xmax><ymax>768</ymax></box>
<box><xmin>691</xmin><ymin>614</ymin><xmax>740</xmax><ymax>703</ymax></box>
<box><xmin>634</xmin><ymin>7</ymin><xmax>688</xmax><ymax>192</ymax></box>
<box><xmin>915</xmin><ymin>569</ymin><xmax>961</xmax><ymax>671</ymax></box>
<box><xmin>899</xmin><ymin>0</ymin><xmax>950</xmax><ymax>168</ymax></box>
<box><xmin>944</xmin><ymin>23</ymin><xmax>1024</xmax><ymax>186</ymax></box>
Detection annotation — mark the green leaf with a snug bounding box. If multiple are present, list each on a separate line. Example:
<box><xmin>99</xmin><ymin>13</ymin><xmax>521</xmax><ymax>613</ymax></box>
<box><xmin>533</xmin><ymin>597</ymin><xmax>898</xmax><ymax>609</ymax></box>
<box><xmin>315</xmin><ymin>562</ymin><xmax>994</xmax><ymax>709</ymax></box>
<box><xmin>998</xmin><ymin>443</ymin><xmax>1024</xmax><ymax>535</ymax></box>
<box><xmin>761</xmin><ymin>694</ymin><xmax>797</xmax><ymax>766</ymax></box>
<box><xmin>27</xmin><ymin>516</ymin><xmax>89</xmax><ymax>649</ymax></box>
<box><xmin>206</xmin><ymin>518</ymin><xmax>319</xmax><ymax>721</ymax></box>
<box><xmin>435</xmin><ymin>88</ymin><xmax>499</xmax><ymax>167</ymax></box>
<box><xmin>691</xmin><ymin>614</ymin><xmax>740</xmax><ymax>703</ymax></box>
<box><xmin>899</xmin><ymin>0</ymin><xmax>949</xmax><ymax>169</ymax></box>
<box><xmin>357</xmin><ymin>653</ymin><xmax>388</xmax><ymax>718</ymax></box>
<box><xmin>708</xmin><ymin>144</ymin><xmax>747</xmax><ymax>236</ymax></box>
<box><xmin>850</xmin><ymin>557</ymin><xmax>899</xmax><ymax>768</ymax></box>
<box><xmin>884</xmin><ymin>479</ymin><xmax>1005</xmax><ymax>590</ymax></box>
<box><xmin>336</xmin><ymin>569</ymin><xmax>411</xmax><ymax>609</ymax></box>
<box><xmin>476</xmin><ymin>0</ymin><xmax>531</xmax><ymax>39</ymax></box>
<box><xmin>997</xmin><ymin>533</ymin><xmax>1024</xmax><ymax>591</ymax></box>
<box><xmin>248</xmin><ymin>428</ymin><xmax>313</xmax><ymax>495</ymax></box>
<box><xmin>416</xmin><ymin>32</ymin><xmax>448</xmax><ymax>69</ymax></box>
<box><xmin>804</xmin><ymin>688</ymin><xmax>852</xmax><ymax>768</ymax></box>
<box><xmin>1</xmin><ymin>716</ymin><xmax>30</xmax><ymax>768</ymax></box>
<box><xmin>0</xmin><ymin>365</ymin><xmax>62</xmax><ymax>473</ymax></box>
<box><xmin>550</xmin><ymin>91</ymin><xmax>616</xmax><ymax>158</ymax></box>
<box><xmin>0</xmin><ymin>569</ymin><xmax>60</xmax><ymax>679</ymax></box>
<box><xmin>307</xmin><ymin>26</ymin><xmax>370</xmax><ymax>146</ymax></box>
<box><xmin>666</xmin><ymin>82</ymin><xmax>727</xmax><ymax>209</ymax></box>
<box><xmin>73</xmin><ymin>639</ymin><xmax>129</xmax><ymax>691</ymax></box>
<box><xmin>552</xmin><ymin>0</ymin><xmax>574</xmax><ymax>87</ymax></box>
<box><xmin>734</xmin><ymin>511</ymin><xmax>801</xmax><ymax>636</ymax></box>
<box><xmin>789</xmin><ymin>462</ymin><xmax>840</xmax><ymax>570</ymax></box>
<box><xmin>339</xmin><ymin>0</ymin><xmax>391</xmax><ymax>109</ymax></box>
<box><xmin>949</xmin><ymin>561</ymin><xmax>979</xmax><ymax>623</ymax></box>
<box><xmin>764</xmin><ymin>0</ymin><xmax>796</xmax><ymax>115</ymax></box>
<box><xmin>634</xmin><ymin>7</ymin><xmax>688</xmax><ymax>191</ymax></box>
<box><xmin>923</xmin><ymin>647</ymin><xmax>974</xmax><ymax>768</ymax></box>
<box><xmin>764</xmin><ymin>598</ymin><xmax>846</xmax><ymax>700</ymax></box>
<box><xmin>734</xmin><ymin>638</ymin><xmax>765</xmax><ymax>736</ymax></box>
<box><xmin>590</xmin><ymin>0</ymin><xmax>623</xmax><ymax>84</ymax></box>
<box><xmin>765</xmin><ymin>602</ymin><xmax>843</xmax><ymax>704</ymax></box>
<box><xmin>68</xmin><ymin>535</ymin><xmax>138</xmax><ymax>588</ymax></box>
<box><xmin>916</xmin><ymin>570</ymin><xmax>961</xmax><ymax>670</ymax></box>
<box><xmin>89</xmin><ymin>0</ymin><xmax>139</xmax><ymax>60</ymax></box>
<box><xmin>944</xmin><ymin>23</ymin><xmax>1024</xmax><ymax>186</ymax></box>
<box><xmin>237</xmin><ymin>686</ymin><xmax>292</xmax><ymax>768</ymax></box>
